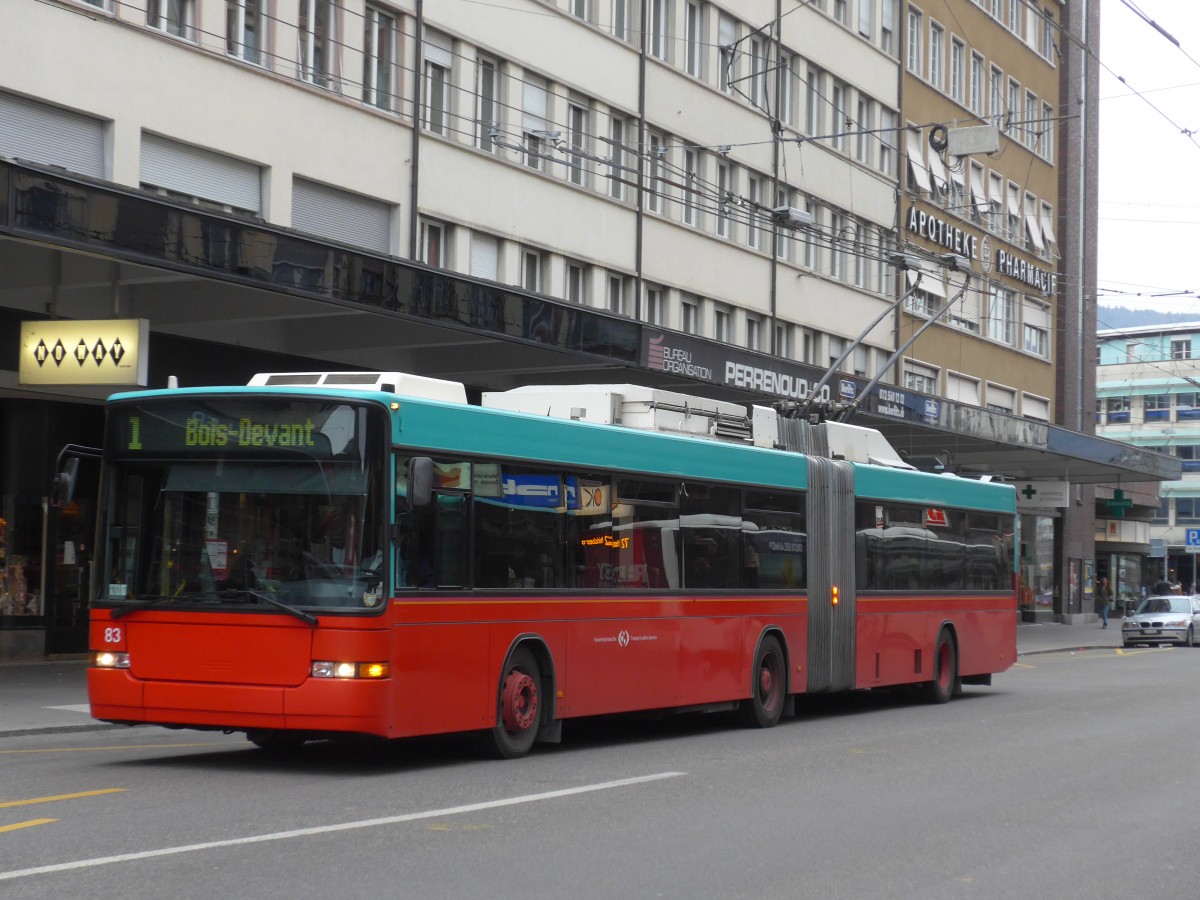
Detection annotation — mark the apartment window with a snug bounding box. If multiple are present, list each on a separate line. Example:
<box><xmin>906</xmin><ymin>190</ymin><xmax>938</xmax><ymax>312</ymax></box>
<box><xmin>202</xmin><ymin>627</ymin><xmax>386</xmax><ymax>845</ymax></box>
<box><xmin>608</xmin><ymin>273</ymin><xmax>629</xmax><ymax>316</ymax></box>
<box><xmin>1006</xmin><ymin>182</ymin><xmax>1021</xmax><ymax>240</ymax></box>
<box><xmin>746</xmin><ymin>316</ymin><xmax>762</xmax><ymax>350</ymax></box>
<box><xmin>608</xmin><ymin>116</ymin><xmax>627</xmax><ymax>200</ymax></box>
<box><xmin>831</xmin><ymin>81</ymin><xmax>847</xmax><ymax>151</ymax></box>
<box><xmin>470</xmin><ymin>233</ymin><xmax>500</xmax><ymax>281</ymax></box>
<box><xmin>989</xmin><ymin>66</ymin><xmax>1003</xmax><ymax>124</ymax></box>
<box><xmin>567</xmin><ymin>101</ymin><xmax>588</xmax><ymax>186</ymax></box>
<box><xmin>714</xmin><ymin>306</ymin><xmax>732</xmax><ymax>343</ymax></box>
<box><xmin>226</xmin><ymin>0</ymin><xmax>263</xmax><ymax>64</ymax></box>
<box><xmin>682</xmin><ymin>297</ymin><xmax>700</xmax><ymax>335</ymax></box>
<box><xmin>522</xmin><ymin>249</ymin><xmax>544</xmax><ymax>292</ymax></box>
<box><xmin>949</xmin><ymin>37</ymin><xmax>964</xmax><ymax>103</ymax></box>
<box><xmin>856</xmin><ymin>96</ymin><xmax>873</xmax><ymax>164</ymax></box>
<box><xmin>1022</xmin><ymin>299</ymin><xmax>1050</xmax><ymax>358</ymax></box>
<box><xmin>749</xmin><ymin>38</ymin><xmax>768</xmax><ymax>108</ymax></box>
<box><xmin>806</xmin><ymin>68</ymin><xmax>823</xmax><ymax>136</ymax></box>
<box><xmin>986</xmin><ymin>285</ymin><xmax>1016</xmax><ymax>345</ymax></box>
<box><xmin>1007</xmin><ymin>78</ymin><xmax>1021</xmax><ymax>137</ymax></box>
<box><xmin>1145</xmin><ymin>394</ymin><xmax>1171</xmax><ymax>422</ymax></box>
<box><xmin>683</xmin><ymin>147</ymin><xmax>701</xmax><ymax>226</ymax></box>
<box><xmin>747</xmin><ymin>177</ymin><xmax>762</xmax><ymax>250</ymax></box>
<box><xmin>1041</xmin><ymin>102</ymin><xmax>1055</xmax><ymax>161</ymax></box>
<box><xmin>881</xmin><ymin>0</ymin><xmax>895</xmax><ymax>53</ymax></box>
<box><xmin>969</xmin><ymin>161</ymin><xmax>987</xmax><ymax>224</ymax></box>
<box><xmin>613</xmin><ymin>0</ymin><xmax>630</xmax><ymax>41</ymax></box>
<box><xmin>298</xmin><ymin>0</ymin><xmax>336</xmax><ymax>88</ymax></box>
<box><xmin>853</xmin><ymin>224</ymin><xmax>867</xmax><ymax>288</ymax></box>
<box><xmin>522</xmin><ymin>74</ymin><xmax>549</xmax><ymax>170</ymax></box>
<box><xmin>716</xmin><ymin>161</ymin><xmax>732</xmax><ymax>238</ymax></box>
<box><xmin>776</xmin><ymin>323</ymin><xmax>793</xmax><ymax>358</ymax></box>
<box><xmin>1024</xmin><ymin>91</ymin><xmax>1038</xmax><ymax>150</ymax></box>
<box><xmin>969</xmin><ymin>53</ymin><xmax>984</xmax><ymax>114</ymax></box>
<box><xmin>424</xmin><ymin>33</ymin><xmax>453</xmax><ymax>134</ymax></box>
<box><xmin>879</xmin><ymin>108</ymin><xmax>896</xmax><ymax>174</ymax></box>
<box><xmin>686</xmin><ymin>2</ymin><xmax>703</xmax><ymax>78</ymax></box>
<box><xmin>571</xmin><ymin>0</ymin><xmax>589</xmax><ymax>21</ymax></box>
<box><xmin>928</xmin><ymin>22</ymin><xmax>944</xmax><ymax>90</ymax></box>
<box><xmin>1040</xmin><ymin>8</ymin><xmax>1055</xmax><ymax>60</ymax></box>
<box><xmin>719</xmin><ymin>15</ymin><xmax>737</xmax><ymax>94</ymax></box>
<box><xmin>859</xmin><ymin>0</ymin><xmax>874</xmax><ymax>37</ymax></box>
<box><xmin>775</xmin><ymin>188</ymin><xmax>792</xmax><ymax>261</ymax></box>
<box><xmin>476</xmin><ymin>57</ymin><xmax>499</xmax><ymax>149</ymax></box>
<box><xmin>778</xmin><ymin>53</ymin><xmax>796</xmax><ymax>126</ymax></box>
<box><xmin>647</xmin><ymin>132</ymin><xmax>666</xmax><ymax>213</ymax></box>
<box><xmin>148</xmin><ymin>0</ymin><xmax>195</xmax><ymax>40</ymax></box>
<box><xmin>946</xmin><ymin>372</ymin><xmax>981</xmax><ymax>407</ymax></box>
<box><xmin>363</xmin><ymin>5</ymin><xmax>398</xmax><ymax>111</ymax></box>
<box><xmin>649</xmin><ymin>0</ymin><xmax>670</xmax><ymax>60</ymax></box>
<box><xmin>645</xmin><ymin>285</ymin><xmax>665</xmax><ymax>325</ymax></box>
<box><xmin>1172</xmin><ymin>339</ymin><xmax>1193</xmax><ymax>360</ymax></box>
<box><xmin>853</xmin><ymin>345</ymin><xmax>869</xmax><ymax>377</ymax></box>
<box><xmin>904</xmin><ymin>361</ymin><xmax>938</xmax><ymax>395</ymax></box>
<box><xmin>804</xmin><ymin>202</ymin><xmax>820</xmax><ymax>269</ymax></box>
<box><xmin>421</xmin><ymin>221</ymin><xmax>447</xmax><ymax>268</ymax></box>
<box><xmin>1007</xmin><ymin>0</ymin><xmax>1020</xmax><ymax>32</ymax></box>
<box><xmin>830</xmin><ymin>212</ymin><xmax>845</xmax><ymax>279</ymax></box>
<box><xmin>906</xmin><ymin>7</ymin><xmax>922</xmax><ymax>74</ymax></box>
<box><xmin>987</xmin><ymin>171</ymin><xmax>1003</xmax><ymax>232</ymax></box>
<box><xmin>566</xmin><ymin>261</ymin><xmax>589</xmax><ymax>304</ymax></box>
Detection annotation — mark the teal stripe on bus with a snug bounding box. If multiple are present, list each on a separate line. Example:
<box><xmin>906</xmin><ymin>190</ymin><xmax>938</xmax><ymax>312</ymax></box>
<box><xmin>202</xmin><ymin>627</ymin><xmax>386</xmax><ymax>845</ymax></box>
<box><xmin>853</xmin><ymin>464</ymin><xmax>1017</xmax><ymax>514</ymax></box>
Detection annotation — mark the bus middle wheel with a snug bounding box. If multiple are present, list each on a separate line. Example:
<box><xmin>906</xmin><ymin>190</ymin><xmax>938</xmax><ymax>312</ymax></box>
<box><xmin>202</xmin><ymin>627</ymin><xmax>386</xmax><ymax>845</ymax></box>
<box><xmin>488</xmin><ymin>646</ymin><xmax>542</xmax><ymax>759</ymax></box>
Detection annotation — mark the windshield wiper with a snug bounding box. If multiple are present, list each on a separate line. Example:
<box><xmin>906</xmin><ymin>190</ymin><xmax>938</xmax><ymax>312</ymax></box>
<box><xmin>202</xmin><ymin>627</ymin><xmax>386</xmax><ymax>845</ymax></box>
<box><xmin>221</xmin><ymin>589</ymin><xmax>318</xmax><ymax>626</ymax></box>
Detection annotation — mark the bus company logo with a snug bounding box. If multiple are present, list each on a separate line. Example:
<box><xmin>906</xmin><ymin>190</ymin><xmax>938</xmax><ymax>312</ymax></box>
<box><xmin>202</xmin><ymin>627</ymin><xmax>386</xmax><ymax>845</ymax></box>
<box><xmin>646</xmin><ymin>334</ymin><xmax>712</xmax><ymax>380</ymax></box>
<box><xmin>593</xmin><ymin>629</ymin><xmax>659</xmax><ymax>646</ymax></box>
<box><xmin>32</xmin><ymin>336</ymin><xmax>127</xmax><ymax>369</ymax></box>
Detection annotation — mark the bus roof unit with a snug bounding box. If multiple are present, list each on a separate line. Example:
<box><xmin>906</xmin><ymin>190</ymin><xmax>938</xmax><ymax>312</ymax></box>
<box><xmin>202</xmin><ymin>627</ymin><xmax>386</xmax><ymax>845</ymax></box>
<box><xmin>247</xmin><ymin>371</ymin><xmax>467</xmax><ymax>404</ymax></box>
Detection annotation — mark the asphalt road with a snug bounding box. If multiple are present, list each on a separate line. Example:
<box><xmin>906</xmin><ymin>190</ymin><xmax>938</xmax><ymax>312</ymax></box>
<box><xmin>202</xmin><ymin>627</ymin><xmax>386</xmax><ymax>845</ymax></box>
<box><xmin>2</xmin><ymin>644</ymin><xmax>1198</xmax><ymax>899</ymax></box>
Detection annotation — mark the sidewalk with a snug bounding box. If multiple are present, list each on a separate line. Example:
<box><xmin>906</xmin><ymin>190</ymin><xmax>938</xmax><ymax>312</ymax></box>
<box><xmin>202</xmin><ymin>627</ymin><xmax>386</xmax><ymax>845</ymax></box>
<box><xmin>0</xmin><ymin>621</ymin><xmax>1123</xmax><ymax>739</ymax></box>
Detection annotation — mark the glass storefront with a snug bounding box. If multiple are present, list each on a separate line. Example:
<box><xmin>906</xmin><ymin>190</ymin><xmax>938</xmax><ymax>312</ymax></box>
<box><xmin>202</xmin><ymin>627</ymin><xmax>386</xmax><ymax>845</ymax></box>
<box><xmin>1019</xmin><ymin>514</ymin><xmax>1055</xmax><ymax>620</ymax></box>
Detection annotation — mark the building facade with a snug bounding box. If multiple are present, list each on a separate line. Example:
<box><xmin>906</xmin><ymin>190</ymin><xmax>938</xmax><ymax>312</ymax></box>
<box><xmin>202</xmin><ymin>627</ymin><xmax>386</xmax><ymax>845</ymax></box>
<box><xmin>0</xmin><ymin>0</ymin><xmax>1169</xmax><ymax>655</ymax></box>
<box><xmin>1097</xmin><ymin>322</ymin><xmax>1200</xmax><ymax>604</ymax></box>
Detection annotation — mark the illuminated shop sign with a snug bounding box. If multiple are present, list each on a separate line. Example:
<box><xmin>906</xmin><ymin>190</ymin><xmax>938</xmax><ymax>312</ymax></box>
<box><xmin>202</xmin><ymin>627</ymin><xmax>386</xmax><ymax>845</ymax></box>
<box><xmin>905</xmin><ymin>207</ymin><xmax>978</xmax><ymax>259</ymax></box>
<box><xmin>20</xmin><ymin>318</ymin><xmax>150</xmax><ymax>387</ymax></box>
<box><xmin>993</xmin><ymin>250</ymin><xmax>1057</xmax><ymax>294</ymax></box>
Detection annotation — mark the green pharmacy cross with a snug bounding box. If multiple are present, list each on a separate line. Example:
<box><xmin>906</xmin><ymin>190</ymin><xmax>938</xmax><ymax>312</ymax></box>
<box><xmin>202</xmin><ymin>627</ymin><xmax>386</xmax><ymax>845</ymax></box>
<box><xmin>1104</xmin><ymin>488</ymin><xmax>1134</xmax><ymax>519</ymax></box>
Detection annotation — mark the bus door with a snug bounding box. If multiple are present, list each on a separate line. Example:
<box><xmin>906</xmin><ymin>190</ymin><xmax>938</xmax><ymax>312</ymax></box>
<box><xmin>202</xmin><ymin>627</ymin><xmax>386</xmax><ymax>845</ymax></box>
<box><xmin>805</xmin><ymin>457</ymin><xmax>856</xmax><ymax>693</ymax></box>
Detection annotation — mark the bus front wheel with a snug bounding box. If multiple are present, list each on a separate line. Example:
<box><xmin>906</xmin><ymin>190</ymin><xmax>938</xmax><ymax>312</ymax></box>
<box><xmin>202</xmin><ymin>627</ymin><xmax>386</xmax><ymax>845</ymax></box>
<box><xmin>486</xmin><ymin>647</ymin><xmax>542</xmax><ymax>759</ymax></box>
<box><xmin>923</xmin><ymin>630</ymin><xmax>958</xmax><ymax>704</ymax></box>
<box><xmin>739</xmin><ymin>634</ymin><xmax>786</xmax><ymax>728</ymax></box>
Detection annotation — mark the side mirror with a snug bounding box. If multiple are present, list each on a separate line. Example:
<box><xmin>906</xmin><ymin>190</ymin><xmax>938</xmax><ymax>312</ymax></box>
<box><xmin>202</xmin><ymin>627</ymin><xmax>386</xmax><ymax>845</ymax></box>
<box><xmin>407</xmin><ymin>457</ymin><xmax>434</xmax><ymax>509</ymax></box>
<box><xmin>50</xmin><ymin>457</ymin><xmax>80</xmax><ymax>508</ymax></box>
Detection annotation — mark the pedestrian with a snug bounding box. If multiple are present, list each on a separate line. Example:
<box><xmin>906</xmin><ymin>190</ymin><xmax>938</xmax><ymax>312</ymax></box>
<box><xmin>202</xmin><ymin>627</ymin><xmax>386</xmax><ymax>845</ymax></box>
<box><xmin>1097</xmin><ymin>577</ymin><xmax>1113</xmax><ymax>629</ymax></box>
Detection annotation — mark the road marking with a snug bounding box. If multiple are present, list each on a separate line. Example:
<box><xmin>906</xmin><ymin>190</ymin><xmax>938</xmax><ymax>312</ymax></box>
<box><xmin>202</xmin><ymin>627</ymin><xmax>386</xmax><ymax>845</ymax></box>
<box><xmin>0</xmin><ymin>820</ymin><xmax>56</xmax><ymax>834</ymax></box>
<box><xmin>43</xmin><ymin>705</ymin><xmax>91</xmax><ymax>714</ymax></box>
<box><xmin>0</xmin><ymin>743</ymin><xmax>219</xmax><ymax>756</ymax></box>
<box><xmin>0</xmin><ymin>772</ymin><xmax>685</xmax><ymax>882</ymax></box>
<box><xmin>0</xmin><ymin>789</ymin><xmax>126</xmax><ymax>810</ymax></box>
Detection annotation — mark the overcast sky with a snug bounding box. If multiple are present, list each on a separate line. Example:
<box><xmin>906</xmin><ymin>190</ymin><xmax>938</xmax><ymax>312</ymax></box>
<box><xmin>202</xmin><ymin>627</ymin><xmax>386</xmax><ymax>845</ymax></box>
<box><xmin>1096</xmin><ymin>0</ymin><xmax>1200</xmax><ymax>317</ymax></box>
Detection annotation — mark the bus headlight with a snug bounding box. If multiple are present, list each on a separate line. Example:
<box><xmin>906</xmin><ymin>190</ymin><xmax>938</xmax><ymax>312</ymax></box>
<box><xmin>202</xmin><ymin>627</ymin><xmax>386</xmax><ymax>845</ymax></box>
<box><xmin>311</xmin><ymin>661</ymin><xmax>389</xmax><ymax>679</ymax></box>
<box><xmin>94</xmin><ymin>651</ymin><xmax>131</xmax><ymax>669</ymax></box>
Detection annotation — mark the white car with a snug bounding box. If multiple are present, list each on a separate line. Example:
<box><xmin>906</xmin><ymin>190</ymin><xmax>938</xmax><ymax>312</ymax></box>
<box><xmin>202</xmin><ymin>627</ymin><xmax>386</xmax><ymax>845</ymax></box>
<box><xmin>1122</xmin><ymin>595</ymin><xmax>1200</xmax><ymax>647</ymax></box>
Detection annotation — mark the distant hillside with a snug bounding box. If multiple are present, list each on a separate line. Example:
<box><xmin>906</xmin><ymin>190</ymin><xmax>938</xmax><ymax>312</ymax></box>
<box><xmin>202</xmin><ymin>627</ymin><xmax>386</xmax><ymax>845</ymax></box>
<box><xmin>1097</xmin><ymin>305</ymin><xmax>1200</xmax><ymax>331</ymax></box>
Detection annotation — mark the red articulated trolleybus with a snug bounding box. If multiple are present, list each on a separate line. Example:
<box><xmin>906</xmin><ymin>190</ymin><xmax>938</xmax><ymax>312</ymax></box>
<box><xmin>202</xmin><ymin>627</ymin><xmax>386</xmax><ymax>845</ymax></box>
<box><xmin>80</xmin><ymin>371</ymin><xmax>1018</xmax><ymax>757</ymax></box>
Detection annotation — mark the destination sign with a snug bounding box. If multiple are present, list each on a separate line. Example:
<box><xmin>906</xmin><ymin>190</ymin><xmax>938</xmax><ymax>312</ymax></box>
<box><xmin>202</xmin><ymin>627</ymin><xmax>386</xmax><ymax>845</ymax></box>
<box><xmin>108</xmin><ymin>399</ymin><xmax>369</xmax><ymax>458</ymax></box>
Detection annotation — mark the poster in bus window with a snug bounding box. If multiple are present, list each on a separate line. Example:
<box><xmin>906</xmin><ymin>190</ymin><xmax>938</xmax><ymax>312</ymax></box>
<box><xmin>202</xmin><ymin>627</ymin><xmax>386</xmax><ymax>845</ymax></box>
<box><xmin>472</xmin><ymin>463</ymin><xmax>501</xmax><ymax>497</ymax></box>
<box><xmin>501</xmin><ymin>473</ymin><xmax>561</xmax><ymax>508</ymax></box>
<box><xmin>434</xmin><ymin>461</ymin><xmax>471</xmax><ymax>490</ymax></box>
<box><xmin>204</xmin><ymin>540</ymin><xmax>228</xmax><ymax>580</ymax></box>
<box><xmin>565</xmin><ymin>477</ymin><xmax>608</xmax><ymax>514</ymax></box>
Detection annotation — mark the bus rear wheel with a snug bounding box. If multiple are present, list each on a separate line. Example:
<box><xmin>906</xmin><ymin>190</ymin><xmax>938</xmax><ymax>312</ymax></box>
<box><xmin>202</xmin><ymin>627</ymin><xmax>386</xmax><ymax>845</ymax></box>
<box><xmin>923</xmin><ymin>630</ymin><xmax>958</xmax><ymax>704</ymax></box>
<box><xmin>486</xmin><ymin>647</ymin><xmax>542</xmax><ymax>759</ymax></box>
<box><xmin>739</xmin><ymin>634</ymin><xmax>786</xmax><ymax>728</ymax></box>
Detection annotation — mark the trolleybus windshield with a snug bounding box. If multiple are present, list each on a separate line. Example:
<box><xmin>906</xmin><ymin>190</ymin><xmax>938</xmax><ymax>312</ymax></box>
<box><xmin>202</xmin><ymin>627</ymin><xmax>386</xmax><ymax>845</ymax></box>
<box><xmin>98</xmin><ymin>397</ymin><xmax>387</xmax><ymax>614</ymax></box>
